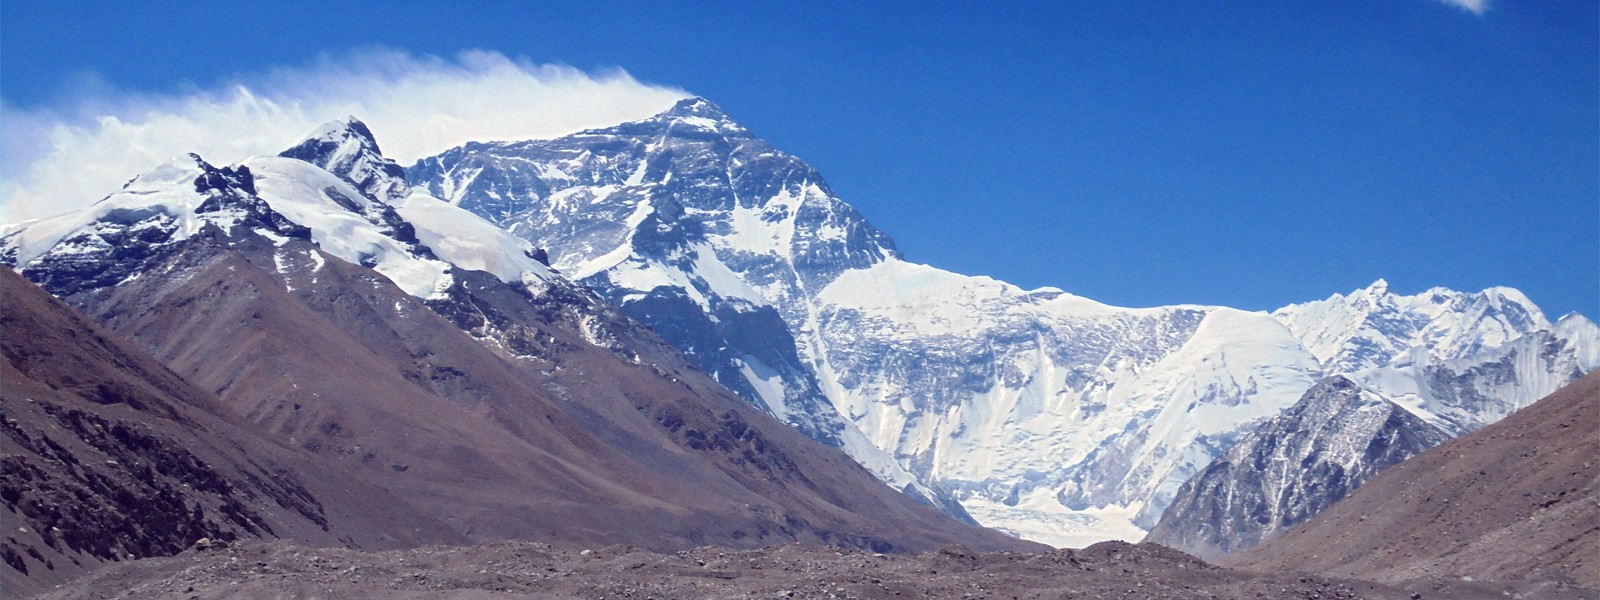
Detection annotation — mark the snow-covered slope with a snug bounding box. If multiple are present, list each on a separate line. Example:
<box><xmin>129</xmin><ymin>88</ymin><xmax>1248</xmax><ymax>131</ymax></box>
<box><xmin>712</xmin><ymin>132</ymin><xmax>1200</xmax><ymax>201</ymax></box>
<box><xmin>1</xmin><ymin>155</ymin><xmax>314</xmax><ymax>296</ymax></box>
<box><xmin>1276</xmin><ymin>281</ymin><xmax>1599</xmax><ymax>435</ymax></box>
<box><xmin>1273</xmin><ymin>279</ymin><xmax>1551</xmax><ymax>374</ymax></box>
<box><xmin>277</xmin><ymin>117</ymin><xmax>560</xmax><ymax>293</ymax></box>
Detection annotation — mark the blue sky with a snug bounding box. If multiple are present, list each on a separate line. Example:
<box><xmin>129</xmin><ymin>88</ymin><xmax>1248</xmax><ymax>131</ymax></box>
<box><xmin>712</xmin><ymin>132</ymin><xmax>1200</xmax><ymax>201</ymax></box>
<box><xmin>2</xmin><ymin>0</ymin><xmax>1595</xmax><ymax>317</ymax></box>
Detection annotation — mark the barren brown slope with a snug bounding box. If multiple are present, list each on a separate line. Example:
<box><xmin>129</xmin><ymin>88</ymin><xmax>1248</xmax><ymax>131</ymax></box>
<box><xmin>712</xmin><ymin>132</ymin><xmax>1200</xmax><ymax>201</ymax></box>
<box><xmin>1223</xmin><ymin>370</ymin><xmax>1600</xmax><ymax>586</ymax></box>
<box><xmin>0</xmin><ymin>266</ymin><xmax>462</xmax><ymax>598</ymax></box>
<box><xmin>47</xmin><ymin>224</ymin><xmax>1028</xmax><ymax>553</ymax></box>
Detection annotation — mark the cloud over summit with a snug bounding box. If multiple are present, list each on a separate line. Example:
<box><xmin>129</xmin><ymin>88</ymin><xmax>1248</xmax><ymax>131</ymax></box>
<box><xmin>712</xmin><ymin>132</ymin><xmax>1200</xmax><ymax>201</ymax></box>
<box><xmin>0</xmin><ymin>49</ymin><xmax>688</xmax><ymax>223</ymax></box>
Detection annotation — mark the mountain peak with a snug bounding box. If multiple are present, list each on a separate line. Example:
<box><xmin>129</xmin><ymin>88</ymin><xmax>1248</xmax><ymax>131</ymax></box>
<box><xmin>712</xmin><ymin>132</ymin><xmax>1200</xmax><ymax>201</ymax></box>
<box><xmin>281</xmin><ymin>117</ymin><xmax>408</xmax><ymax>200</ymax></box>
<box><xmin>649</xmin><ymin>96</ymin><xmax>749</xmax><ymax>137</ymax></box>
<box><xmin>663</xmin><ymin>96</ymin><xmax>727</xmax><ymax>118</ymax></box>
<box><xmin>1556</xmin><ymin>310</ymin><xmax>1594</xmax><ymax>325</ymax></box>
<box><xmin>300</xmin><ymin>117</ymin><xmax>382</xmax><ymax>153</ymax></box>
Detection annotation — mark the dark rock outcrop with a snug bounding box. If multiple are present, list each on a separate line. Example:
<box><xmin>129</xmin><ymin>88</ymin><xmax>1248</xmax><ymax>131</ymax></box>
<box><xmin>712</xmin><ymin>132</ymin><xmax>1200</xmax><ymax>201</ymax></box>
<box><xmin>1224</xmin><ymin>371</ymin><xmax>1600</xmax><ymax>587</ymax></box>
<box><xmin>1145</xmin><ymin>376</ymin><xmax>1449</xmax><ymax>559</ymax></box>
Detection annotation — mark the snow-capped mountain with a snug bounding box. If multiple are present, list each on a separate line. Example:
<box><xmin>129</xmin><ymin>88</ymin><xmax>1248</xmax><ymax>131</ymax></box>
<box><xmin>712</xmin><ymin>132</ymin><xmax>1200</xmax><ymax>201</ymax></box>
<box><xmin>410</xmin><ymin>98</ymin><xmax>971</xmax><ymax>520</ymax></box>
<box><xmin>406</xmin><ymin>97</ymin><xmax>1595</xmax><ymax>547</ymax></box>
<box><xmin>2</xmin><ymin>117</ymin><xmax>1028</xmax><ymax>554</ymax></box>
<box><xmin>11</xmin><ymin>97</ymin><xmax>1582</xmax><ymax>551</ymax></box>
<box><xmin>1143</xmin><ymin>376</ymin><xmax>1451</xmax><ymax>560</ymax></box>
<box><xmin>1145</xmin><ymin>288</ymin><xmax>1598</xmax><ymax>558</ymax></box>
<box><xmin>1274</xmin><ymin>278</ymin><xmax>1564</xmax><ymax>375</ymax></box>
<box><xmin>1219</xmin><ymin>370</ymin><xmax>1600</xmax><ymax>587</ymax></box>
<box><xmin>407</xmin><ymin>98</ymin><xmax>1327</xmax><ymax>545</ymax></box>
<box><xmin>811</xmin><ymin>266</ymin><xmax>1324</xmax><ymax>544</ymax></box>
<box><xmin>1277</xmin><ymin>281</ymin><xmax>1599</xmax><ymax>435</ymax></box>
<box><xmin>0</xmin><ymin>155</ymin><xmax>313</xmax><ymax>297</ymax></box>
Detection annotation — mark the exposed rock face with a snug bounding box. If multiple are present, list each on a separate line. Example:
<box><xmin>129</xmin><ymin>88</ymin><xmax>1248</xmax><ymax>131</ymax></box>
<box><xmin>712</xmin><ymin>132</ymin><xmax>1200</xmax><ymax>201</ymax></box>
<box><xmin>0</xmin><ymin>267</ymin><xmax>462</xmax><ymax>597</ymax></box>
<box><xmin>1144</xmin><ymin>376</ymin><xmax>1450</xmax><ymax>559</ymax></box>
<box><xmin>279</xmin><ymin>116</ymin><xmax>411</xmax><ymax>202</ymax></box>
<box><xmin>1224</xmin><ymin>371</ymin><xmax>1600</xmax><ymax>587</ymax></box>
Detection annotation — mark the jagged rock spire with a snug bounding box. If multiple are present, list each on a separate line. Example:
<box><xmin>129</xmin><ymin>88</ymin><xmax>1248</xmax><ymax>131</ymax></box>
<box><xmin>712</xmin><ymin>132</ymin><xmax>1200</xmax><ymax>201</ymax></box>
<box><xmin>280</xmin><ymin>117</ymin><xmax>410</xmax><ymax>201</ymax></box>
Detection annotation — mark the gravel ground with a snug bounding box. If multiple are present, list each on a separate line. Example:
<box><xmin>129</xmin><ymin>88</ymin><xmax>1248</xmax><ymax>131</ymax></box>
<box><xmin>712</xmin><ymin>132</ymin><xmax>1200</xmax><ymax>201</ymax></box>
<box><xmin>28</xmin><ymin>538</ymin><xmax>1596</xmax><ymax>600</ymax></box>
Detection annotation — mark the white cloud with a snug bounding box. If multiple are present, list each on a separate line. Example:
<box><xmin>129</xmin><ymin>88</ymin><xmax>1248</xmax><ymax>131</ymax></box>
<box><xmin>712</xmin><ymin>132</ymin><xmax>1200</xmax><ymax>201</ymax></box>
<box><xmin>0</xmin><ymin>49</ymin><xmax>688</xmax><ymax>223</ymax></box>
<box><xmin>1436</xmin><ymin>0</ymin><xmax>1490</xmax><ymax>15</ymax></box>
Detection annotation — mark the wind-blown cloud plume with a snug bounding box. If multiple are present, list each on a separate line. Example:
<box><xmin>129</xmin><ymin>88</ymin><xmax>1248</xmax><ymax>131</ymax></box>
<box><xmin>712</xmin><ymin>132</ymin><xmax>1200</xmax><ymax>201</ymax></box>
<box><xmin>1436</xmin><ymin>0</ymin><xmax>1490</xmax><ymax>15</ymax></box>
<box><xmin>0</xmin><ymin>49</ymin><xmax>688</xmax><ymax>223</ymax></box>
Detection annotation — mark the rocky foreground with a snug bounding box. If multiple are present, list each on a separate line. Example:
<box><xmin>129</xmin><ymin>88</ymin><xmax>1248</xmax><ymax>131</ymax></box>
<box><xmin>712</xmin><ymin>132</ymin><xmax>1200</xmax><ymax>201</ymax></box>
<box><xmin>32</xmin><ymin>539</ymin><xmax>1596</xmax><ymax>600</ymax></box>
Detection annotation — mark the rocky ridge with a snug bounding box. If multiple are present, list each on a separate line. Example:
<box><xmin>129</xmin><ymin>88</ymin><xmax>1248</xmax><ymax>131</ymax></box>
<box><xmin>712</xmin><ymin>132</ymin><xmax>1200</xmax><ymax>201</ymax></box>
<box><xmin>1144</xmin><ymin>376</ymin><xmax>1451</xmax><ymax>559</ymax></box>
<box><xmin>1224</xmin><ymin>370</ymin><xmax>1600</xmax><ymax>588</ymax></box>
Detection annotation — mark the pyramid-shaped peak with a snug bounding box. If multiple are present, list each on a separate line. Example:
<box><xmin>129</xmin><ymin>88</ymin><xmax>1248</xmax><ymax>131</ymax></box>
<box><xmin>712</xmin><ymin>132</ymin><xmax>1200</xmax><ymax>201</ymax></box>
<box><xmin>281</xmin><ymin>117</ymin><xmax>408</xmax><ymax>200</ymax></box>
<box><xmin>651</xmin><ymin>96</ymin><xmax>749</xmax><ymax>136</ymax></box>
<box><xmin>1556</xmin><ymin>311</ymin><xmax>1593</xmax><ymax>325</ymax></box>
<box><xmin>299</xmin><ymin>116</ymin><xmax>385</xmax><ymax>157</ymax></box>
<box><xmin>663</xmin><ymin>96</ymin><xmax>728</xmax><ymax>119</ymax></box>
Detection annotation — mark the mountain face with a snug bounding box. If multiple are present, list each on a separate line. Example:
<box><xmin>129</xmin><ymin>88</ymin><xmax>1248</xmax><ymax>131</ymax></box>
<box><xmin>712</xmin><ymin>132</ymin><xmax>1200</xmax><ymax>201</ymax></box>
<box><xmin>409</xmin><ymin>99</ymin><xmax>969</xmax><ymax>520</ymax></box>
<box><xmin>408</xmin><ymin>97</ymin><xmax>1596</xmax><ymax>546</ymax></box>
<box><xmin>1144</xmin><ymin>284</ymin><xmax>1600</xmax><ymax>559</ymax></box>
<box><xmin>1223</xmin><ymin>371</ymin><xmax>1600</xmax><ymax>587</ymax></box>
<box><xmin>1143</xmin><ymin>376</ymin><xmax>1450</xmax><ymax>560</ymax></box>
<box><xmin>409</xmin><ymin>98</ymin><xmax>1327</xmax><ymax>546</ymax></box>
<box><xmin>1</xmin><ymin>119</ymin><xmax>1028</xmax><ymax>559</ymax></box>
<box><xmin>0</xmin><ymin>266</ymin><xmax>463</xmax><ymax>597</ymax></box>
<box><xmin>1275</xmin><ymin>280</ymin><xmax>1598</xmax><ymax>436</ymax></box>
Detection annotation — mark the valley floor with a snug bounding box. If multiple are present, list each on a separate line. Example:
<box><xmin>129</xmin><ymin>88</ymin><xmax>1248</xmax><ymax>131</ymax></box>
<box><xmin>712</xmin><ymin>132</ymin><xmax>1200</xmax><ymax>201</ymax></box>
<box><xmin>27</xmin><ymin>540</ymin><xmax>1596</xmax><ymax>600</ymax></box>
